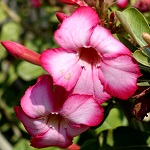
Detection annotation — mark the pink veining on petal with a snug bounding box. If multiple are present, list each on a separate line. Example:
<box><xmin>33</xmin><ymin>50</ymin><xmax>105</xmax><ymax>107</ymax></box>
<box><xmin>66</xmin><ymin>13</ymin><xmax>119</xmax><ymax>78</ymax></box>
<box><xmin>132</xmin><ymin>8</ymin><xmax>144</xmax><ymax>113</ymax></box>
<box><xmin>14</xmin><ymin>106</ymin><xmax>49</xmax><ymax>137</ymax></box>
<box><xmin>92</xmin><ymin>66</ymin><xmax>111</xmax><ymax>104</ymax></box>
<box><xmin>30</xmin><ymin>119</ymin><xmax>73</xmax><ymax>148</ymax></box>
<box><xmin>40</xmin><ymin>6</ymin><xmax>141</xmax><ymax>103</ymax></box>
<box><xmin>15</xmin><ymin>75</ymin><xmax>105</xmax><ymax>148</ymax></box>
<box><xmin>99</xmin><ymin>55</ymin><xmax>142</xmax><ymax>99</ymax></box>
<box><xmin>21</xmin><ymin>75</ymin><xmax>54</xmax><ymax>118</ymax></box>
<box><xmin>90</xmin><ymin>26</ymin><xmax>131</xmax><ymax>57</ymax></box>
<box><xmin>40</xmin><ymin>48</ymin><xmax>82</xmax><ymax>91</ymax></box>
<box><xmin>61</xmin><ymin>95</ymin><xmax>104</xmax><ymax>126</ymax></box>
<box><xmin>54</xmin><ymin>6</ymin><xmax>99</xmax><ymax>52</ymax></box>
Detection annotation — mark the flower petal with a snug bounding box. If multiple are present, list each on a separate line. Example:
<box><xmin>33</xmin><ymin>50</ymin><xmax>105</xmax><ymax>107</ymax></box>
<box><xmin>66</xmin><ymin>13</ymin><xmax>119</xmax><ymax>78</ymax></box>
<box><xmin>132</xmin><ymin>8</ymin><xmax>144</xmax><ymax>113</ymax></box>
<box><xmin>90</xmin><ymin>26</ymin><xmax>131</xmax><ymax>57</ymax></box>
<box><xmin>99</xmin><ymin>55</ymin><xmax>141</xmax><ymax>99</ymax></box>
<box><xmin>72</xmin><ymin>66</ymin><xmax>111</xmax><ymax>103</ymax></box>
<box><xmin>41</xmin><ymin>49</ymin><xmax>82</xmax><ymax>91</ymax></box>
<box><xmin>66</xmin><ymin>123</ymin><xmax>89</xmax><ymax>137</ymax></box>
<box><xmin>92</xmin><ymin>67</ymin><xmax>111</xmax><ymax>104</ymax></box>
<box><xmin>72</xmin><ymin>67</ymin><xmax>93</xmax><ymax>96</ymax></box>
<box><xmin>21</xmin><ymin>75</ymin><xmax>54</xmax><ymax>118</ymax></box>
<box><xmin>60</xmin><ymin>95</ymin><xmax>104</xmax><ymax>126</ymax></box>
<box><xmin>30</xmin><ymin>119</ymin><xmax>73</xmax><ymax>148</ymax></box>
<box><xmin>14</xmin><ymin>106</ymin><xmax>49</xmax><ymax>136</ymax></box>
<box><xmin>55</xmin><ymin>6</ymin><xmax>99</xmax><ymax>52</ymax></box>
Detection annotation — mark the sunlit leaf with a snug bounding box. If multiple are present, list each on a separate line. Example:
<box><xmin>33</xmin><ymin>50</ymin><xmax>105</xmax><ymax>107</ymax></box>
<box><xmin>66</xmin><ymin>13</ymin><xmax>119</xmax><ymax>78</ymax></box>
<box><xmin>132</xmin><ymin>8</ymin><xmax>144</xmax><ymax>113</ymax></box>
<box><xmin>17</xmin><ymin>61</ymin><xmax>44</xmax><ymax>81</ymax></box>
<box><xmin>116</xmin><ymin>8</ymin><xmax>150</xmax><ymax>47</ymax></box>
<box><xmin>133</xmin><ymin>50</ymin><xmax>150</xmax><ymax>67</ymax></box>
<box><xmin>13</xmin><ymin>139</ymin><xmax>33</xmax><ymax>150</ymax></box>
<box><xmin>96</xmin><ymin>108</ymin><xmax>128</xmax><ymax>133</ymax></box>
<box><xmin>1</xmin><ymin>21</ymin><xmax>21</xmax><ymax>41</ymax></box>
<box><xmin>99</xmin><ymin>127</ymin><xmax>150</xmax><ymax>149</ymax></box>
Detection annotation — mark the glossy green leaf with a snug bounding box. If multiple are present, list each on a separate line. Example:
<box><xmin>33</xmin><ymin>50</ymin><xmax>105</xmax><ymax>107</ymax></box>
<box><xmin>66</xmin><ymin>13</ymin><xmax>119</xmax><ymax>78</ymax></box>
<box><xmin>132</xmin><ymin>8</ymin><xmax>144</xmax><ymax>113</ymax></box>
<box><xmin>81</xmin><ymin>139</ymin><xmax>99</xmax><ymax>150</ymax></box>
<box><xmin>133</xmin><ymin>50</ymin><xmax>150</xmax><ymax>67</ymax></box>
<box><xmin>116</xmin><ymin>8</ymin><xmax>150</xmax><ymax>47</ymax></box>
<box><xmin>17</xmin><ymin>61</ymin><xmax>44</xmax><ymax>81</ymax></box>
<box><xmin>96</xmin><ymin>108</ymin><xmax>128</xmax><ymax>133</ymax></box>
<box><xmin>117</xmin><ymin>34</ymin><xmax>137</xmax><ymax>52</ymax></box>
<box><xmin>143</xmin><ymin>47</ymin><xmax>150</xmax><ymax>58</ymax></box>
<box><xmin>99</xmin><ymin>127</ymin><xmax>150</xmax><ymax>149</ymax></box>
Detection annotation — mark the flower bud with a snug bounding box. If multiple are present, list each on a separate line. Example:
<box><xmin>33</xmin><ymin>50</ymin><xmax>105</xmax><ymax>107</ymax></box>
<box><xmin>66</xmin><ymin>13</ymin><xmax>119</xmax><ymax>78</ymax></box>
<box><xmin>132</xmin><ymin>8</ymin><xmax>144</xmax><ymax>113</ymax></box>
<box><xmin>56</xmin><ymin>12</ymin><xmax>68</xmax><ymax>23</ymax></box>
<box><xmin>116</xmin><ymin>0</ymin><xmax>128</xmax><ymax>9</ymax></box>
<box><xmin>142</xmin><ymin>32</ymin><xmax>150</xmax><ymax>46</ymax></box>
<box><xmin>58</xmin><ymin>0</ymin><xmax>87</xmax><ymax>6</ymax></box>
<box><xmin>1</xmin><ymin>41</ymin><xmax>41</xmax><ymax>66</ymax></box>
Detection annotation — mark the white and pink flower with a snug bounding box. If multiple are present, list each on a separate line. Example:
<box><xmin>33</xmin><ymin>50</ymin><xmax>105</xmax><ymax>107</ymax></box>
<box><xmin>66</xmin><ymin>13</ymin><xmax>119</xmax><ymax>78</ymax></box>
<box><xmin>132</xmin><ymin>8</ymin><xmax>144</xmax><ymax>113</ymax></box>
<box><xmin>40</xmin><ymin>6</ymin><xmax>141</xmax><ymax>104</ymax></box>
<box><xmin>14</xmin><ymin>75</ymin><xmax>104</xmax><ymax>148</ymax></box>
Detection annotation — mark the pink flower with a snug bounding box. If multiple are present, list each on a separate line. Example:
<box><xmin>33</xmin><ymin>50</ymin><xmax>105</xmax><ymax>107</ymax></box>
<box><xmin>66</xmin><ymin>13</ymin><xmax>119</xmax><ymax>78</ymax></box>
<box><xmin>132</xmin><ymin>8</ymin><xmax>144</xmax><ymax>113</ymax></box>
<box><xmin>14</xmin><ymin>75</ymin><xmax>104</xmax><ymax>148</ymax></box>
<box><xmin>116</xmin><ymin>0</ymin><xmax>129</xmax><ymax>9</ymax></box>
<box><xmin>40</xmin><ymin>6</ymin><xmax>141</xmax><ymax>104</ymax></box>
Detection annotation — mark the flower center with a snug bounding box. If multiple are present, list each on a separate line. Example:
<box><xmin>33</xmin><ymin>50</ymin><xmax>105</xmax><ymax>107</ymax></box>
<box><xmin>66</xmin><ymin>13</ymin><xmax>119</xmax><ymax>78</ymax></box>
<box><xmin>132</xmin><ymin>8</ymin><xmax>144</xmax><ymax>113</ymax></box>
<box><xmin>78</xmin><ymin>47</ymin><xmax>101</xmax><ymax>68</ymax></box>
<box><xmin>45</xmin><ymin>112</ymin><xmax>67</xmax><ymax>130</ymax></box>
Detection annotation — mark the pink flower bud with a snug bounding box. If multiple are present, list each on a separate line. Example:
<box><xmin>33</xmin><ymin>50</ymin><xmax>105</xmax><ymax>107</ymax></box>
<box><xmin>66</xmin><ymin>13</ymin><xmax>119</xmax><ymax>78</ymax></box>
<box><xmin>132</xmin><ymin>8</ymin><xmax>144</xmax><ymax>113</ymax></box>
<box><xmin>1</xmin><ymin>41</ymin><xmax>41</xmax><ymax>66</ymax></box>
<box><xmin>116</xmin><ymin>0</ymin><xmax>129</xmax><ymax>9</ymax></box>
<box><xmin>30</xmin><ymin>0</ymin><xmax>42</xmax><ymax>8</ymax></box>
<box><xmin>58</xmin><ymin>0</ymin><xmax>87</xmax><ymax>6</ymax></box>
<box><xmin>56</xmin><ymin>12</ymin><xmax>68</xmax><ymax>23</ymax></box>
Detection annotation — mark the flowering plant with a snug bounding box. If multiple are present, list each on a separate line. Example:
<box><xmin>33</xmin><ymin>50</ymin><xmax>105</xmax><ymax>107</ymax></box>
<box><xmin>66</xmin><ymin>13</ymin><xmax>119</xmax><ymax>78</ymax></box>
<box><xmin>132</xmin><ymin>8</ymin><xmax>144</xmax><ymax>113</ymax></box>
<box><xmin>0</xmin><ymin>0</ymin><xmax>150</xmax><ymax>149</ymax></box>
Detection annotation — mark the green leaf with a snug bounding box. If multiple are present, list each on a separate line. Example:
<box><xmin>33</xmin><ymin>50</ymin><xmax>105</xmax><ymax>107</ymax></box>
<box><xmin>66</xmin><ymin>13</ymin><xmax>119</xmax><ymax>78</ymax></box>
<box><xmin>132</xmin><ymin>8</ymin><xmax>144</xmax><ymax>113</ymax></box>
<box><xmin>96</xmin><ymin>108</ymin><xmax>128</xmax><ymax>133</ymax></box>
<box><xmin>116</xmin><ymin>8</ymin><xmax>150</xmax><ymax>47</ymax></box>
<box><xmin>117</xmin><ymin>34</ymin><xmax>137</xmax><ymax>53</ymax></box>
<box><xmin>133</xmin><ymin>50</ymin><xmax>150</xmax><ymax>67</ymax></box>
<box><xmin>143</xmin><ymin>47</ymin><xmax>150</xmax><ymax>58</ymax></box>
<box><xmin>99</xmin><ymin>127</ymin><xmax>150</xmax><ymax>149</ymax></box>
<box><xmin>13</xmin><ymin>139</ymin><xmax>34</xmax><ymax>150</ymax></box>
<box><xmin>1</xmin><ymin>21</ymin><xmax>21</xmax><ymax>41</ymax></box>
<box><xmin>13</xmin><ymin>139</ymin><xmax>64</xmax><ymax>150</ymax></box>
<box><xmin>17</xmin><ymin>61</ymin><xmax>44</xmax><ymax>81</ymax></box>
<box><xmin>81</xmin><ymin>139</ymin><xmax>99</xmax><ymax>150</ymax></box>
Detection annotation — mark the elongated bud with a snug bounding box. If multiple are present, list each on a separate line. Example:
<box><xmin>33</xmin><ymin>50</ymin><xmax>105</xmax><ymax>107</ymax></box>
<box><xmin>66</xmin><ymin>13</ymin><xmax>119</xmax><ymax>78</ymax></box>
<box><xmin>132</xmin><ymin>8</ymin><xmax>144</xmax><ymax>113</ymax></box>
<box><xmin>142</xmin><ymin>32</ymin><xmax>150</xmax><ymax>46</ymax></box>
<box><xmin>116</xmin><ymin>0</ymin><xmax>128</xmax><ymax>9</ymax></box>
<box><xmin>1</xmin><ymin>41</ymin><xmax>41</xmax><ymax>66</ymax></box>
<box><xmin>56</xmin><ymin>12</ymin><xmax>68</xmax><ymax>23</ymax></box>
<box><xmin>58</xmin><ymin>0</ymin><xmax>87</xmax><ymax>6</ymax></box>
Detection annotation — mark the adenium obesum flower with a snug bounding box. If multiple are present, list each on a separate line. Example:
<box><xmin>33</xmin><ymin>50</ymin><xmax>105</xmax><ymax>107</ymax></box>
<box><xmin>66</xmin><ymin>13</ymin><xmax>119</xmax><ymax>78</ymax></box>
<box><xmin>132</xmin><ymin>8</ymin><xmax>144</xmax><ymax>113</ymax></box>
<box><xmin>40</xmin><ymin>6</ymin><xmax>141</xmax><ymax>104</ymax></box>
<box><xmin>14</xmin><ymin>75</ymin><xmax>104</xmax><ymax>148</ymax></box>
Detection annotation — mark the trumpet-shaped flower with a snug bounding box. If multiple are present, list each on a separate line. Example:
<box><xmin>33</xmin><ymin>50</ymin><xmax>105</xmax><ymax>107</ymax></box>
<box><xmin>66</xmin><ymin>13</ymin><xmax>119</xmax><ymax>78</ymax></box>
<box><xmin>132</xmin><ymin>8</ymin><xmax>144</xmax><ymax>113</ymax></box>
<box><xmin>14</xmin><ymin>75</ymin><xmax>104</xmax><ymax>148</ymax></box>
<box><xmin>41</xmin><ymin>6</ymin><xmax>141</xmax><ymax>104</ymax></box>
